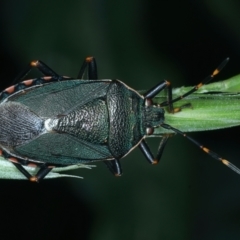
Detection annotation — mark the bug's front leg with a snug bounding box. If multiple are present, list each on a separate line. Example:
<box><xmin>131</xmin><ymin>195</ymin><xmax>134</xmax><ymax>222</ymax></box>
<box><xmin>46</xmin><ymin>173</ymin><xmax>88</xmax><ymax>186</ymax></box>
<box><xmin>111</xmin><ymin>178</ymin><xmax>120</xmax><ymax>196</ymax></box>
<box><xmin>139</xmin><ymin>135</ymin><xmax>170</xmax><ymax>164</ymax></box>
<box><xmin>143</xmin><ymin>80</ymin><xmax>176</xmax><ymax>112</ymax></box>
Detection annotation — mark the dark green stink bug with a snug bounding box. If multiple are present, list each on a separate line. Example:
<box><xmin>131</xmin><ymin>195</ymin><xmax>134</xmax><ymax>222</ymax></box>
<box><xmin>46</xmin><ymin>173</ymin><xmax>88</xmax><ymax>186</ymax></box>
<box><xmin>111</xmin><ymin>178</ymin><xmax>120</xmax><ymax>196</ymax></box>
<box><xmin>0</xmin><ymin>57</ymin><xmax>239</xmax><ymax>182</ymax></box>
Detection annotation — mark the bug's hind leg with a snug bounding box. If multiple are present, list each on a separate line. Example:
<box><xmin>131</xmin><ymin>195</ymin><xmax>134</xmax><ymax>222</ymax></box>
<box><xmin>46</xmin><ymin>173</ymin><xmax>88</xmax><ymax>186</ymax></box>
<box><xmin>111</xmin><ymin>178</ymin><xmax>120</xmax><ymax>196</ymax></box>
<box><xmin>13</xmin><ymin>60</ymin><xmax>60</xmax><ymax>84</ymax></box>
<box><xmin>77</xmin><ymin>56</ymin><xmax>98</xmax><ymax>80</ymax></box>
<box><xmin>5</xmin><ymin>150</ymin><xmax>53</xmax><ymax>182</ymax></box>
<box><xmin>11</xmin><ymin>162</ymin><xmax>33</xmax><ymax>180</ymax></box>
<box><xmin>139</xmin><ymin>135</ymin><xmax>171</xmax><ymax>164</ymax></box>
<box><xmin>31</xmin><ymin>165</ymin><xmax>53</xmax><ymax>182</ymax></box>
<box><xmin>11</xmin><ymin>162</ymin><xmax>53</xmax><ymax>182</ymax></box>
<box><xmin>103</xmin><ymin>159</ymin><xmax>122</xmax><ymax>176</ymax></box>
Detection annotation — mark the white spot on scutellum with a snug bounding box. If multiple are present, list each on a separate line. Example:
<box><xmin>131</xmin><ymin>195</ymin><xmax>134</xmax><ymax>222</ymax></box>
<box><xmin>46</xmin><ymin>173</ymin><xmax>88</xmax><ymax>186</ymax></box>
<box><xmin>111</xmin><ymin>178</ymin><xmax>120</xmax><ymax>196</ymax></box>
<box><xmin>44</xmin><ymin>118</ymin><xmax>58</xmax><ymax>132</ymax></box>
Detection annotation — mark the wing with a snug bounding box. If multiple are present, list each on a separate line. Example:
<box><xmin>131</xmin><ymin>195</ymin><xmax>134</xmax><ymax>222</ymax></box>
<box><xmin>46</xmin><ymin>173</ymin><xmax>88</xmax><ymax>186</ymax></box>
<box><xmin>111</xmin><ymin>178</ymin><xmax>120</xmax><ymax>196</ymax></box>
<box><xmin>8</xmin><ymin>79</ymin><xmax>112</xmax><ymax>118</ymax></box>
<box><xmin>15</xmin><ymin>132</ymin><xmax>113</xmax><ymax>165</ymax></box>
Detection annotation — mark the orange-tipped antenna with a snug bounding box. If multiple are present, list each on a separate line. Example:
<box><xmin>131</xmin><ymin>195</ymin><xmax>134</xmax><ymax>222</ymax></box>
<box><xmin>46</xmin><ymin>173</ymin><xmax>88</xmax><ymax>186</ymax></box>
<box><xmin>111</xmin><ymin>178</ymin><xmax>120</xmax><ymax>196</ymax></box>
<box><xmin>161</xmin><ymin>123</ymin><xmax>240</xmax><ymax>174</ymax></box>
<box><xmin>161</xmin><ymin>58</ymin><xmax>230</xmax><ymax>107</ymax></box>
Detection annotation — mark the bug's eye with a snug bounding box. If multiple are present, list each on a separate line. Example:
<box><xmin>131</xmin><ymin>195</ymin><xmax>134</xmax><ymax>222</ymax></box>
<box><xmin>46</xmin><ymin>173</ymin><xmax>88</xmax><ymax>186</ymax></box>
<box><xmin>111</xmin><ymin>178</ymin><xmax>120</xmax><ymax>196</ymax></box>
<box><xmin>146</xmin><ymin>127</ymin><xmax>154</xmax><ymax>135</ymax></box>
<box><xmin>144</xmin><ymin>98</ymin><xmax>153</xmax><ymax>106</ymax></box>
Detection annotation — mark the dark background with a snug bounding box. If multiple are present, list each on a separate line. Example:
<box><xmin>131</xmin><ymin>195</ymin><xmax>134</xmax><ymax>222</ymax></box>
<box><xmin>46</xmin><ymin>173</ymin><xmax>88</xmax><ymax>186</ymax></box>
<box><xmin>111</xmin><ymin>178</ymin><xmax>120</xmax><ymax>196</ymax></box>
<box><xmin>0</xmin><ymin>0</ymin><xmax>240</xmax><ymax>239</ymax></box>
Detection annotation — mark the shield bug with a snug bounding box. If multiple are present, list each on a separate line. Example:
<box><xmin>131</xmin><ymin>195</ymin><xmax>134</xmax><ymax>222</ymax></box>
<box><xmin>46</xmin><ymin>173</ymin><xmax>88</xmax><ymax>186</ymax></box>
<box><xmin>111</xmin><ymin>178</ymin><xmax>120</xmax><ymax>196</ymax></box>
<box><xmin>0</xmin><ymin>57</ymin><xmax>239</xmax><ymax>182</ymax></box>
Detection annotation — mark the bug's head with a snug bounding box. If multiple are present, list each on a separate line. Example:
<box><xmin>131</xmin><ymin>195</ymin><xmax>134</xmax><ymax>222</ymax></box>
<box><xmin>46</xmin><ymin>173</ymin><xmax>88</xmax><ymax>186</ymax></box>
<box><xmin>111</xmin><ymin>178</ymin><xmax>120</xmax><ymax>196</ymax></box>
<box><xmin>143</xmin><ymin>98</ymin><xmax>165</xmax><ymax>135</ymax></box>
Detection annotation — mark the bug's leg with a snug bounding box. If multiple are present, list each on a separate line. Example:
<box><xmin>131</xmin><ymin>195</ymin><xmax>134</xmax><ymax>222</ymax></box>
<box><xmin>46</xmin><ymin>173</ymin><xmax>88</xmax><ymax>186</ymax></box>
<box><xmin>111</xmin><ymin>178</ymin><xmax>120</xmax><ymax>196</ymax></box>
<box><xmin>143</xmin><ymin>80</ymin><xmax>177</xmax><ymax>112</ymax></box>
<box><xmin>77</xmin><ymin>56</ymin><xmax>98</xmax><ymax>80</ymax></box>
<box><xmin>139</xmin><ymin>140</ymin><xmax>154</xmax><ymax>164</ymax></box>
<box><xmin>7</xmin><ymin>154</ymin><xmax>53</xmax><ymax>182</ymax></box>
<box><xmin>31</xmin><ymin>165</ymin><xmax>53</xmax><ymax>182</ymax></box>
<box><xmin>171</xmin><ymin>103</ymin><xmax>192</xmax><ymax>114</ymax></box>
<box><xmin>156</xmin><ymin>134</ymin><xmax>172</xmax><ymax>162</ymax></box>
<box><xmin>13</xmin><ymin>60</ymin><xmax>60</xmax><ymax>84</ymax></box>
<box><xmin>139</xmin><ymin>135</ymin><xmax>170</xmax><ymax>164</ymax></box>
<box><xmin>144</xmin><ymin>80</ymin><xmax>171</xmax><ymax>99</ymax></box>
<box><xmin>11</xmin><ymin>162</ymin><xmax>53</xmax><ymax>182</ymax></box>
<box><xmin>11</xmin><ymin>162</ymin><xmax>33</xmax><ymax>180</ymax></box>
<box><xmin>145</xmin><ymin>58</ymin><xmax>229</xmax><ymax>112</ymax></box>
<box><xmin>103</xmin><ymin>159</ymin><xmax>122</xmax><ymax>176</ymax></box>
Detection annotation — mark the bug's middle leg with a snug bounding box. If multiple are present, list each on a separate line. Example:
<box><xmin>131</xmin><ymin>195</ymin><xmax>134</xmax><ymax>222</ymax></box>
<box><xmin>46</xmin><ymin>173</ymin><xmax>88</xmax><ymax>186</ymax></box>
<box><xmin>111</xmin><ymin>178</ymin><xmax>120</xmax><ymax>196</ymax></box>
<box><xmin>103</xmin><ymin>159</ymin><xmax>122</xmax><ymax>176</ymax></box>
<box><xmin>77</xmin><ymin>56</ymin><xmax>98</xmax><ymax>80</ymax></box>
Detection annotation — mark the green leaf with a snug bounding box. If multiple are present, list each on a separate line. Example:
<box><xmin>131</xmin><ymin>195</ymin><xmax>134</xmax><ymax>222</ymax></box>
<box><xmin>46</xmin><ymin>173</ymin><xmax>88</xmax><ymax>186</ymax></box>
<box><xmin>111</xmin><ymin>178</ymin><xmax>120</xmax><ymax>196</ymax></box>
<box><xmin>0</xmin><ymin>156</ymin><xmax>94</xmax><ymax>180</ymax></box>
<box><xmin>149</xmin><ymin>74</ymin><xmax>240</xmax><ymax>135</ymax></box>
